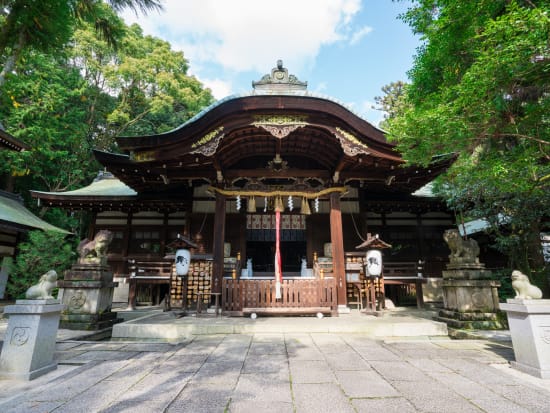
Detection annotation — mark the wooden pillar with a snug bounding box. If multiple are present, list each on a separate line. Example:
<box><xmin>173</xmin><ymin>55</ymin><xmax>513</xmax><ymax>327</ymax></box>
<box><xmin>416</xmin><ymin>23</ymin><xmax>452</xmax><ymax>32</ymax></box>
<box><xmin>330</xmin><ymin>192</ymin><xmax>347</xmax><ymax>307</ymax></box>
<box><xmin>212</xmin><ymin>193</ymin><xmax>226</xmax><ymax>294</ymax></box>
<box><xmin>416</xmin><ymin>212</ymin><xmax>424</xmax><ymax>260</ymax></box>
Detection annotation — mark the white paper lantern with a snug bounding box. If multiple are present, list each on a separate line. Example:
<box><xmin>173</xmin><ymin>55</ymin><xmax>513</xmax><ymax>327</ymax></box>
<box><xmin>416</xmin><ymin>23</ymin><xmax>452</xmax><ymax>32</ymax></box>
<box><xmin>175</xmin><ymin>248</ymin><xmax>191</xmax><ymax>276</ymax></box>
<box><xmin>365</xmin><ymin>249</ymin><xmax>382</xmax><ymax>277</ymax></box>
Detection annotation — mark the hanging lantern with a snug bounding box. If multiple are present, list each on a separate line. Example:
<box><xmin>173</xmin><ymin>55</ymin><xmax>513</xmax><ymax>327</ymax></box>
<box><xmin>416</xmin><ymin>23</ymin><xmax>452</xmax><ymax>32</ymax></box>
<box><xmin>247</xmin><ymin>196</ymin><xmax>256</xmax><ymax>213</ymax></box>
<box><xmin>355</xmin><ymin>233</ymin><xmax>391</xmax><ymax>278</ymax></box>
<box><xmin>300</xmin><ymin>197</ymin><xmax>311</xmax><ymax>215</ymax></box>
<box><xmin>365</xmin><ymin>249</ymin><xmax>383</xmax><ymax>277</ymax></box>
<box><xmin>175</xmin><ymin>248</ymin><xmax>191</xmax><ymax>276</ymax></box>
<box><xmin>168</xmin><ymin>234</ymin><xmax>198</xmax><ymax>277</ymax></box>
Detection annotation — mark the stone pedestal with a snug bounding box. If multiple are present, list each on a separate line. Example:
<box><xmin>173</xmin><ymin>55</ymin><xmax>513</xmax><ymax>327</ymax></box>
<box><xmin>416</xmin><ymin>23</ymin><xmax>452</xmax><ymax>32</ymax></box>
<box><xmin>500</xmin><ymin>299</ymin><xmax>550</xmax><ymax>379</ymax></box>
<box><xmin>442</xmin><ymin>279</ymin><xmax>500</xmax><ymax>312</ymax></box>
<box><xmin>435</xmin><ymin>267</ymin><xmax>504</xmax><ymax>330</ymax></box>
<box><xmin>57</xmin><ymin>264</ymin><xmax>121</xmax><ymax>330</ymax></box>
<box><xmin>0</xmin><ymin>299</ymin><xmax>64</xmax><ymax>380</ymax></box>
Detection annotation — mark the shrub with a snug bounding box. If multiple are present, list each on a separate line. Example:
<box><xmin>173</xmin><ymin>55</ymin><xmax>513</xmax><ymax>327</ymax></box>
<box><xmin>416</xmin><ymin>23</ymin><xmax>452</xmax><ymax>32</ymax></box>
<box><xmin>7</xmin><ymin>230</ymin><xmax>77</xmax><ymax>299</ymax></box>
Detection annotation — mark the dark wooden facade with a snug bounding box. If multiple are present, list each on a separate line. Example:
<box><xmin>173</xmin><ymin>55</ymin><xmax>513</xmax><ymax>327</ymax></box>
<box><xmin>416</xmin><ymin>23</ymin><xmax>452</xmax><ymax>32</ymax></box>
<box><xmin>31</xmin><ymin>62</ymin><xmax>459</xmax><ymax>311</ymax></box>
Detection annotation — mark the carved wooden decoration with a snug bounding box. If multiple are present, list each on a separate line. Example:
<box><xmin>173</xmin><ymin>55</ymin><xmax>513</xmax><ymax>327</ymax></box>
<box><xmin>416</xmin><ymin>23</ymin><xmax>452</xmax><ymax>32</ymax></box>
<box><xmin>252</xmin><ymin>115</ymin><xmax>308</xmax><ymax>139</ymax></box>
<box><xmin>190</xmin><ymin>126</ymin><xmax>225</xmax><ymax>156</ymax></box>
<box><xmin>333</xmin><ymin>127</ymin><xmax>370</xmax><ymax>156</ymax></box>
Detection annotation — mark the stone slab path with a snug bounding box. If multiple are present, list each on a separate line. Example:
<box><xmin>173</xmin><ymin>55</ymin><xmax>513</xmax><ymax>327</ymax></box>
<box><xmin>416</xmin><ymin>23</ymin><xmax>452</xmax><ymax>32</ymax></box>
<box><xmin>1</xmin><ymin>332</ymin><xmax>550</xmax><ymax>413</ymax></box>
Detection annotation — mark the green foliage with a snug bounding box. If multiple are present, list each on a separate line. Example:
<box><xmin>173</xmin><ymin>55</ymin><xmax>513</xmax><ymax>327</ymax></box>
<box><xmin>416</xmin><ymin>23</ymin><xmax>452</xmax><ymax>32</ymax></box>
<box><xmin>373</xmin><ymin>81</ymin><xmax>409</xmax><ymax>129</ymax></box>
<box><xmin>388</xmin><ymin>0</ymin><xmax>550</xmax><ymax>281</ymax></box>
<box><xmin>0</xmin><ymin>50</ymin><xmax>97</xmax><ymax>194</ymax></box>
<box><xmin>6</xmin><ymin>231</ymin><xmax>77</xmax><ymax>299</ymax></box>
<box><xmin>0</xmin><ymin>2</ymin><xmax>213</xmax><ymax>236</ymax></box>
<box><xmin>490</xmin><ymin>268</ymin><xmax>515</xmax><ymax>301</ymax></box>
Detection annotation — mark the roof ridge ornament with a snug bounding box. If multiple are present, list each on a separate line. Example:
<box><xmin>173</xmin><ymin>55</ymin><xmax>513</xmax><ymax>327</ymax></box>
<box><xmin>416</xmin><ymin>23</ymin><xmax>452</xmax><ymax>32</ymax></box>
<box><xmin>252</xmin><ymin>60</ymin><xmax>307</xmax><ymax>93</ymax></box>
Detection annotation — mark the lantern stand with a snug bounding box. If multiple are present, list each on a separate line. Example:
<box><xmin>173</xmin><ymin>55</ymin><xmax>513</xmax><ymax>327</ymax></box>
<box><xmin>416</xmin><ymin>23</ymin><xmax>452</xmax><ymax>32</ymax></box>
<box><xmin>166</xmin><ymin>234</ymin><xmax>198</xmax><ymax>317</ymax></box>
<box><xmin>355</xmin><ymin>233</ymin><xmax>392</xmax><ymax>313</ymax></box>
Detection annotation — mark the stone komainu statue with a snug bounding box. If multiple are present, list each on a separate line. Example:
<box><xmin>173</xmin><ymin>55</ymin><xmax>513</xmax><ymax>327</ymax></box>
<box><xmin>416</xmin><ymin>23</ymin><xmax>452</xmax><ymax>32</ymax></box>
<box><xmin>443</xmin><ymin>229</ymin><xmax>480</xmax><ymax>264</ymax></box>
<box><xmin>77</xmin><ymin>230</ymin><xmax>113</xmax><ymax>264</ymax></box>
<box><xmin>25</xmin><ymin>270</ymin><xmax>58</xmax><ymax>299</ymax></box>
<box><xmin>511</xmin><ymin>270</ymin><xmax>543</xmax><ymax>299</ymax></box>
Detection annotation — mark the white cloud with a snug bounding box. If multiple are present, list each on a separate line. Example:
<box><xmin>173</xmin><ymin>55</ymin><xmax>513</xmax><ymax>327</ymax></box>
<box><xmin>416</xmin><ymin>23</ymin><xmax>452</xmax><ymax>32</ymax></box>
<box><xmin>200</xmin><ymin>77</ymin><xmax>232</xmax><ymax>100</ymax></box>
<box><xmin>349</xmin><ymin>25</ymin><xmax>373</xmax><ymax>45</ymax></box>
<box><xmin>353</xmin><ymin>99</ymin><xmax>385</xmax><ymax>127</ymax></box>
<box><xmin>121</xmin><ymin>0</ymin><xmax>362</xmax><ymax>74</ymax></box>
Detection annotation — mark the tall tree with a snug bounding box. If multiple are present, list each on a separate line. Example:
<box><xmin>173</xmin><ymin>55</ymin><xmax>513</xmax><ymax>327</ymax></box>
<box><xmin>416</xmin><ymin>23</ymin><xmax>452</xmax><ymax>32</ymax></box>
<box><xmin>372</xmin><ymin>80</ymin><xmax>408</xmax><ymax>129</ymax></box>
<box><xmin>0</xmin><ymin>0</ymin><xmax>163</xmax><ymax>86</ymax></box>
<box><xmin>388</xmin><ymin>0</ymin><xmax>550</xmax><ymax>288</ymax></box>
<box><xmin>1</xmin><ymin>5</ymin><xmax>214</xmax><ymax>234</ymax></box>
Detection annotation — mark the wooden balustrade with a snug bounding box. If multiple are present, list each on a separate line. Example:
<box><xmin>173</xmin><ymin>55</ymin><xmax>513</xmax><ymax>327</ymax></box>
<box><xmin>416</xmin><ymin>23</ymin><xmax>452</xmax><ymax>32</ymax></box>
<box><xmin>222</xmin><ymin>278</ymin><xmax>338</xmax><ymax>316</ymax></box>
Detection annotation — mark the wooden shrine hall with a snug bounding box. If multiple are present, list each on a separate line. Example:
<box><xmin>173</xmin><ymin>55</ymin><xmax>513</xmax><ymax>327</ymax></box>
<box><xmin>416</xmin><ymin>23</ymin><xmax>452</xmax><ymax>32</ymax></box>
<box><xmin>32</xmin><ymin>61</ymin><xmax>457</xmax><ymax>315</ymax></box>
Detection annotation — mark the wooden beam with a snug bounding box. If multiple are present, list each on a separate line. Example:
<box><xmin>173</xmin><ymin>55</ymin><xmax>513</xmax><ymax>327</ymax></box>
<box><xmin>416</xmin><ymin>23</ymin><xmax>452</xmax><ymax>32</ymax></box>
<box><xmin>329</xmin><ymin>192</ymin><xmax>347</xmax><ymax>307</ymax></box>
<box><xmin>225</xmin><ymin>169</ymin><xmax>330</xmax><ymax>179</ymax></box>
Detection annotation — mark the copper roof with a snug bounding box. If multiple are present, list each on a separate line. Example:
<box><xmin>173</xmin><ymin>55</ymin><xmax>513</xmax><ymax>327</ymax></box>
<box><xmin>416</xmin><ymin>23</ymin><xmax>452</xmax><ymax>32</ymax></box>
<box><xmin>0</xmin><ymin>191</ymin><xmax>70</xmax><ymax>233</ymax></box>
<box><xmin>0</xmin><ymin>128</ymin><xmax>29</xmax><ymax>152</ymax></box>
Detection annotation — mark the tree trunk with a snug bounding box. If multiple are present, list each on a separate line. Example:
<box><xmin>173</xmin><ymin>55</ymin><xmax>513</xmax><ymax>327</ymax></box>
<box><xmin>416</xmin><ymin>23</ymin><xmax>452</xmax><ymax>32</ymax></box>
<box><xmin>0</xmin><ymin>31</ymin><xmax>25</xmax><ymax>88</ymax></box>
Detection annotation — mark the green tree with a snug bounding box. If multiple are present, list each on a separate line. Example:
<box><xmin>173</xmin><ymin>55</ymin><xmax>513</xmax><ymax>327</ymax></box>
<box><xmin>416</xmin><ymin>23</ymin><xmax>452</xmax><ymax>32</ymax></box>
<box><xmin>0</xmin><ymin>0</ymin><xmax>163</xmax><ymax>86</ymax></box>
<box><xmin>95</xmin><ymin>23</ymin><xmax>214</xmax><ymax>138</ymax></box>
<box><xmin>372</xmin><ymin>80</ymin><xmax>408</xmax><ymax>129</ymax></box>
<box><xmin>0</xmin><ymin>50</ymin><xmax>96</xmax><ymax>193</ymax></box>
<box><xmin>6</xmin><ymin>230</ymin><xmax>77</xmax><ymax>299</ymax></box>
<box><xmin>1</xmin><ymin>7</ymin><xmax>213</xmax><ymax>235</ymax></box>
<box><xmin>388</xmin><ymin>1</ymin><xmax>550</xmax><ymax>289</ymax></box>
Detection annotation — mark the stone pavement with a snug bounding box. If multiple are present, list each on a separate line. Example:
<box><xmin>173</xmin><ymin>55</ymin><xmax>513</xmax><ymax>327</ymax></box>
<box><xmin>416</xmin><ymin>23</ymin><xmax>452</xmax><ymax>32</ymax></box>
<box><xmin>1</xmin><ymin>320</ymin><xmax>550</xmax><ymax>413</ymax></box>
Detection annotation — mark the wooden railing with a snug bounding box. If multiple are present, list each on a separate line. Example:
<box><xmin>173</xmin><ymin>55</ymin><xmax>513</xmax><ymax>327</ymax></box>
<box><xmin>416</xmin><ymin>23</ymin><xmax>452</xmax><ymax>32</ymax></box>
<box><xmin>127</xmin><ymin>260</ymin><xmax>173</xmax><ymax>309</ymax></box>
<box><xmin>222</xmin><ymin>278</ymin><xmax>338</xmax><ymax>316</ymax></box>
<box><xmin>382</xmin><ymin>261</ymin><xmax>425</xmax><ymax>308</ymax></box>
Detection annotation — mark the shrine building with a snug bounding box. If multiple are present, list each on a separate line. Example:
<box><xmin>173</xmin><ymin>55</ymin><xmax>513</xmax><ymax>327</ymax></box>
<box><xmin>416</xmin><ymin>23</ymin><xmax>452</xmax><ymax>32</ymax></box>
<box><xmin>31</xmin><ymin>61</ymin><xmax>459</xmax><ymax>314</ymax></box>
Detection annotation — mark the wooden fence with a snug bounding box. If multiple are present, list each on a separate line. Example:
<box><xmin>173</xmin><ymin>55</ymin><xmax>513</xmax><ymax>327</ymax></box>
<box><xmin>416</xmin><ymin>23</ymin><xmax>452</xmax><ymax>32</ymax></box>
<box><xmin>222</xmin><ymin>278</ymin><xmax>338</xmax><ymax>316</ymax></box>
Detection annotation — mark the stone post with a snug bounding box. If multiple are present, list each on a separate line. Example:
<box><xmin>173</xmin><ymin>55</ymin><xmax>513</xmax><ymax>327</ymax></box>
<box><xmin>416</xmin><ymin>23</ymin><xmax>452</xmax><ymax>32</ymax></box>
<box><xmin>0</xmin><ymin>299</ymin><xmax>64</xmax><ymax>380</ymax></box>
<box><xmin>500</xmin><ymin>299</ymin><xmax>550</xmax><ymax>379</ymax></box>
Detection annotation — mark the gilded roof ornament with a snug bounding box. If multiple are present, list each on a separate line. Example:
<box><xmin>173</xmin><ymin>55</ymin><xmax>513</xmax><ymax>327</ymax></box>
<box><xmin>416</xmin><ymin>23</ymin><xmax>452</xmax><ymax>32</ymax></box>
<box><xmin>334</xmin><ymin>127</ymin><xmax>370</xmax><ymax>156</ymax></box>
<box><xmin>252</xmin><ymin>115</ymin><xmax>308</xmax><ymax>139</ymax></box>
<box><xmin>190</xmin><ymin>126</ymin><xmax>225</xmax><ymax>156</ymax></box>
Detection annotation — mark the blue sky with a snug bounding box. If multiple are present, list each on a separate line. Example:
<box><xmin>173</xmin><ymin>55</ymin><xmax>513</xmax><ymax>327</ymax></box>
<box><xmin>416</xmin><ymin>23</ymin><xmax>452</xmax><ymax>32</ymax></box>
<box><xmin>122</xmin><ymin>0</ymin><xmax>419</xmax><ymax>126</ymax></box>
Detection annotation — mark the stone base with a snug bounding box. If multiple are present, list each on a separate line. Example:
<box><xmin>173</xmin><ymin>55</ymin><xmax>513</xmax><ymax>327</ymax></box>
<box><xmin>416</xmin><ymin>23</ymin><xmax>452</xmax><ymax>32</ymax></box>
<box><xmin>60</xmin><ymin>311</ymin><xmax>121</xmax><ymax>331</ymax></box>
<box><xmin>0</xmin><ymin>300</ymin><xmax>64</xmax><ymax>381</ymax></box>
<box><xmin>442</xmin><ymin>279</ymin><xmax>500</xmax><ymax>312</ymax></box>
<box><xmin>511</xmin><ymin>361</ymin><xmax>550</xmax><ymax>379</ymax></box>
<box><xmin>442</xmin><ymin>269</ymin><xmax>492</xmax><ymax>279</ymax></box>
<box><xmin>0</xmin><ymin>361</ymin><xmax>58</xmax><ymax>381</ymax></box>
<box><xmin>57</xmin><ymin>263</ymin><xmax>119</xmax><ymax>330</ymax></box>
<box><xmin>434</xmin><ymin>309</ymin><xmax>505</xmax><ymax>330</ymax></box>
<box><xmin>337</xmin><ymin>305</ymin><xmax>351</xmax><ymax>314</ymax></box>
<box><xmin>500</xmin><ymin>299</ymin><xmax>550</xmax><ymax>379</ymax></box>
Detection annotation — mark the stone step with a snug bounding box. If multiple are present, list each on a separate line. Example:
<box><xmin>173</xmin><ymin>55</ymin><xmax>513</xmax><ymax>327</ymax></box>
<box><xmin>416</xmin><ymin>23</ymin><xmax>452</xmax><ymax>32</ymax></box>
<box><xmin>111</xmin><ymin>310</ymin><xmax>450</xmax><ymax>341</ymax></box>
<box><xmin>438</xmin><ymin>309</ymin><xmax>500</xmax><ymax>321</ymax></box>
<box><xmin>433</xmin><ymin>315</ymin><xmax>506</xmax><ymax>330</ymax></box>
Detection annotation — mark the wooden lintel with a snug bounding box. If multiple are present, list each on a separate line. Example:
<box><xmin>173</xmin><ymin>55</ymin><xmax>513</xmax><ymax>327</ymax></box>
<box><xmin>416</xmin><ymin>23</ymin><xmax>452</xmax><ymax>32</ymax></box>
<box><xmin>226</xmin><ymin>169</ymin><xmax>330</xmax><ymax>179</ymax></box>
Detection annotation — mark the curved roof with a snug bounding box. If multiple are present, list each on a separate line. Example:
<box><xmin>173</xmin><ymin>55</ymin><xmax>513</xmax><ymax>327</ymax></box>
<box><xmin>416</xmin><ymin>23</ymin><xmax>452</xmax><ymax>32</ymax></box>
<box><xmin>0</xmin><ymin>128</ymin><xmax>28</xmax><ymax>152</ymax></box>
<box><xmin>0</xmin><ymin>191</ymin><xmax>70</xmax><ymax>233</ymax></box>
<box><xmin>92</xmin><ymin>62</ymin><xmax>454</xmax><ymax>195</ymax></box>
